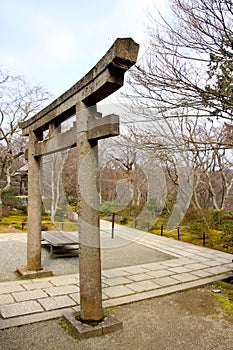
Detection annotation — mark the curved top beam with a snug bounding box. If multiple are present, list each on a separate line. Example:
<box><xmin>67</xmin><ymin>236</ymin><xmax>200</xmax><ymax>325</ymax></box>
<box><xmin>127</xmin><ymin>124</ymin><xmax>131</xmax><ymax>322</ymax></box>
<box><xmin>19</xmin><ymin>38</ymin><xmax>139</xmax><ymax>136</ymax></box>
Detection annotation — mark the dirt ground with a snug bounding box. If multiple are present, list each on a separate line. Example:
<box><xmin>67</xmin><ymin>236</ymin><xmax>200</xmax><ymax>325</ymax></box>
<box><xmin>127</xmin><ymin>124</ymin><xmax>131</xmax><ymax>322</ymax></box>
<box><xmin>1</xmin><ymin>284</ymin><xmax>233</xmax><ymax>350</ymax></box>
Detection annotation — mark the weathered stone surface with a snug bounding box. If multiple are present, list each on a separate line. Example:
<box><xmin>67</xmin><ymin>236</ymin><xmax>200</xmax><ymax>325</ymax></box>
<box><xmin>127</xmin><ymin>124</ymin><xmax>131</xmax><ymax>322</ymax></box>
<box><xmin>127</xmin><ymin>280</ymin><xmax>160</xmax><ymax>293</ymax></box>
<box><xmin>104</xmin><ymin>276</ymin><xmax>132</xmax><ymax>286</ymax></box>
<box><xmin>44</xmin><ymin>285</ymin><xmax>79</xmax><ymax>297</ymax></box>
<box><xmin>0</xmin><ymin>294</ymin><xmax>14</xmax><ymax>305</ymax></box>
<box><xmin>26</xmin><ymin>129</ymin><xmax>42</xmax><ymax>271</ymax></box>
<box><xmin>38</xmin><ymin>295</ymin><xmax>76</xmax><ymax>311</ymax></box>
<box><xmin>154</xmin><ymin>277</ymin><xmax>180</xmax><ymax>287</ymax></box>
<box><xmin>16</xmin><ymin>266</ymin><xmax>53</xmax><ymax>279</ymax></box>
<box><xmin>63</xmin><ymin>311</ymin><xmax>102</xmax><ymax>340</ymax></box>
<box><xmin>69</xmin><ymin>293</ymin><xmax>80</xmax><ymax>304</ymax></box>
<box><xmin>168</xmin><ymin>266</ymin><xmax>192</xmax><ymax>273</ymax></box>
<box><xmin>19</xmin><ymin>38</ymin><xmax>139</xmax><ymax>136</ymax></box>
<box><xmin>50</xmin><ymin>275</ymin><xmax>79</xmax><ymax>286</ymax></box>
<box><xmin>0</xmin><ymin>284</ymin><xmax>25</xmax><ymax>294</ymax></box>
<box><xmin>204</xmin><ymin>266</ymin><xmax>231</xmax><ymax>274</ymax></box>
<box><xmin>127</xmin><ymin>273</ymin><xmax>154</xmax><ymax>282</ymax></box>
<box><xmin>12</xmin><ymin>289</ymin><xmax>48</xmax><ymax>302</ymax></box>
<box><xmin>102</xmin><ymin>269</ymin><xmax>131</xmax><ymax>278</ymax></box>
<box><xmin>22</xmin><ymin>280</ymin><xmax>54</xmax><ymax>290</ymax></box>
<box><xmin>101</xmin><ymin>312</ymin><xmax>123</xmax><ymax>335</ymax></box>
<box><xmin>103</xmin><ymin>285</ymin><xmax>134</xmax><ymax>298</ymax></box>
<box><xmin>18</xmin><ymin>38</ymin><xmax>139</xmax><ymax>323</ymax></box>
<box><xmin>1</xmin><ymin>301</ymin><xmax>43</xmax><ymax>318</ymax></box>
<box><xmin>34</xmin><ymin>114</ymin><xmax>120</xmax><ymax>156</ymax></box>
<box><xmin>172</xmin><ymin>273</ymin><xmax>198</xmax><ymax>283</ymax></box>
<box><xmin>147</xmin><ymin>269</ymin><xmax>173</xmax><ymax>278</ymax></box>
<box><xmin>122</xmin><ymin>266</ymin><xmax>149</xmax><ymax>274</ymax></box>
<box><xmin>62</xmin><ymin>309</ymin><xmax>123</xmax><ymax>340</ymax></box>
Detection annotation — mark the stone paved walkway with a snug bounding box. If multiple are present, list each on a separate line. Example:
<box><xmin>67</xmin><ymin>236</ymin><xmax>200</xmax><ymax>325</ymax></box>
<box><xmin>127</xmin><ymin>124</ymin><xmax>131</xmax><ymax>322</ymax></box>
<box><xmin>0</xmin><ymin>221</ymin><xmax>232</xmax><ymax>330</ymax></box>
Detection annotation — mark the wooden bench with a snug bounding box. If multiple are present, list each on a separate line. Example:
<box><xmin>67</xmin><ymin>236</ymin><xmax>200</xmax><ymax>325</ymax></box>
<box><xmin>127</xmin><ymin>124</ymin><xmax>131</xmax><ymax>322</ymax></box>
<box><xmin>41</xmin><ymin>231</ymin><xmax>79</xmax><ymax>258</ymax></box>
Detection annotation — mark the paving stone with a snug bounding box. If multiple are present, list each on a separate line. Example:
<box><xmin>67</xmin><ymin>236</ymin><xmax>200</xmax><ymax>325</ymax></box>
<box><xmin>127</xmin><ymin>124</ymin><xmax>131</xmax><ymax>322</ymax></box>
<box><xmin>202</xmin><ymin>260</ymin><xmax>222</xmax><ymax>267</ymax></box>
<box><xmin>127</xmin><ymin>280</ymin><xmax>160</xmax><ymax>293</ymax></box>
<box><xmin>191</xmin><ymin>270</ymin><xmax>212</xmax><ymax>278</ymax></box>
<box><xmin>38</xmin><ymin>295</ymin><xmax>76</xmax><ymax>311</ymax></box>
<box><xmin>215</xmin><ymin>253</ymin><xmax>233</xmax><ymax>259</ymax></box>
<box><xmin>203</xmin><ymin>266</ymin><xmax>231</xmax><ymax>275</ymax></box>
<box><xmin>103</xmin><ymin>285</ymin><xmax>134</xmax><ymax>298</ymax></box>
<box><xmin>101</xmin><ymin>281</ymin><xmax>108</xmax><ymax>287</ymax></box>
<box><xmin>168</xmin><ymin>266</ymin><xmax>192</xmax><ymax>273</ymax></box>
<box><xmin>122</xmin><ymin>266</ymin><xmax>149</xmax><ymax>274</ymax></box>
<box><xmin>44</xmin><ymin>285</ymin><xmax>79</xmax><ymax>297</ymax></box>
<box><xmin>140</xmin><ymin>263</ymin><xmax>164</xmax><ymax>271</ymax></box>
<box><xmin>104</xmin><ymin>276</ymin><xmax>131</xmax><ymax>286</ymax></box>
<box><xmin>154</xmin><ymin>277</ymin><xmax>180</xmax><ymax>287</ymax></box>
<box><xmin>22</xmin><ymin>281</ymin><xmax>54</xmax><ymax>290</ymax></box>
<box><xmin>50</xmin><ymin>275</ymin><xmax>79</xmax><ymax>286</ymax></box>
<box><xmin>159</xmin><ymin>260</ymin><xmax>181</xmax><ymax>267</ymax></box>
<box><xmin>102</xmin><ymin>269</ymin><xmax>130</xmax><ymax>278</ymax></box>
<box><xmin>4</xmin><ymin>279</ymin><xmax>31</xmax><ymax>285</ymax></box>
<box><xmin>0</xmin><ymin>301</ymin><xmax>43</xmax><ymax>318</ymax></box>
<box><xmin>69</xmin><ymin>293</ymin><xmax>80</xmax><ymax>304</ymax></box>
<box><xmin>12</xmin><ymin>289</ymin><xmax>48</xmax><ymax>302</ymax></box>
<box><xmin>127</xmin><ymin>273</ymin><xmax>153</xmax><ymax>282</ymax></box>
<box><xmin>172</xmin><ymin>273</ymin><xmax>198</xmax><ymax>283</ymax></box>
<box><xmin>0</xmin><ymin>284</ymin><xmax>25</xmax><ymax>294</ymax></box>
<box><xmin>0</xmin><ymin>294</ymin><xmax>14</xmax><ymax>305</ymax></box>
<box><xmin>147</xmin><ymin>269</ymin><xmax>172</xmax><ymax>278</ymax></box>
<box><xmin>166</xmin><ymin>258</ymin><xmax>197</xmax><ymax>266</ymax></box>
<box><xmin>177</xmin><ymin>252</ymin><xmax>197</xmax><ymax>259</ymax></box>
<box><xmin>102</xmin><ymin>291</ymin><xmax>109</xmax><ymax>300</ymax></box>
<box><xmin>215</xmin><ymin>258</ymin><xmax>232</xmax><ymax>264</ymax></box>
<box><xmin>183</xmin><ymin>263</ymin><xmax>210</xmax><ymax>270</ymax></box>
<box><xmin>224</xmin><ymin>262</ymin><xmax>233</xmax><ymax>272</ymax></box>
<box><xmin>196</xmin><ymin>252</ymin><xmax>219</xmax><ymax>259</ymax></box>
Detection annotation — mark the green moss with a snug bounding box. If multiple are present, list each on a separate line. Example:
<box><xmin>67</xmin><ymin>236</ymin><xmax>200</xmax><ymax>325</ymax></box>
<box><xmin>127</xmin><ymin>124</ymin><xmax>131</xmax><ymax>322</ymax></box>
<box><xmin>106</xmin><ymin>306</ymin><xmax>119</xmax><ymax>312</ymax></box>
<box><xmin>213</xmin><ymin>280</ymin><xmax>233</xmax><ymax>290</ymax></box>
<box><xmin>58</xmin><ymin>318</ymin><xmax>78</xmax><ymax>339</ymax></box>
<box><xmin>214</xmin><ymin>294</ymin><xmax>233</xmax><ymax>314</ymax></box>
<box><xmin>212</xmin><ymin>279</ymin><xmax>233</xmax><ymax>315</ymax></box>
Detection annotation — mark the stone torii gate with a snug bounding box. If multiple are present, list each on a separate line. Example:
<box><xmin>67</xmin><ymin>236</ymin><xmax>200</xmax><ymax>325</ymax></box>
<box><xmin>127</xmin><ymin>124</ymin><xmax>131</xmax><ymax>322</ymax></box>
<box><xmin>17</xmin><ymin>38</ymin><xmax>139</xmax><ymax>322</ymax></box>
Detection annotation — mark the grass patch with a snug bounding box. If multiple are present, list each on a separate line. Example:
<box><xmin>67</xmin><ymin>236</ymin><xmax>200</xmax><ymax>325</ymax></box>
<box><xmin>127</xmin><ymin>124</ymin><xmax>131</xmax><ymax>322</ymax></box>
<box><xmin>0</xmin><ymin>209</ymin><xmax>78</xmax><ymax>233</ymax></box>
<box><xmin>214</xmin><ymin>294</ymin><xmax>233</xmax><ymax>314</ymax></box>
<box><xmin>213</xmin><ymin>279</ymin><xmax>233</xmax><ymax>315</ymax></box>
<box><xmin>0</xmin><ymin>210</ymin><xmax>27</xmax><ymax>230</ymax></box>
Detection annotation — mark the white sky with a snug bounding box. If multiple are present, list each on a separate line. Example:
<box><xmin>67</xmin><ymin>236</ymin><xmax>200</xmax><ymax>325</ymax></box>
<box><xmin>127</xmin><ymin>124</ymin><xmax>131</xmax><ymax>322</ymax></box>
<box><xmin>0</xmin><ymin>0</ymin><xmax>168</xmax><ymax>97</ymax></box>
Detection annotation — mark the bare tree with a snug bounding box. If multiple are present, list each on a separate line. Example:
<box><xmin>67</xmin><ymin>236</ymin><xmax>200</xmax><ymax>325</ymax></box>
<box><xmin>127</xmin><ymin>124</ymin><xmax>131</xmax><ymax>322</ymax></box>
<box><xmin>179</xmin><ymin>117</ymin><xmax>233</xmax><ymax>209</ymax></box>
<box><xmin>119</xmin><ymin>0</ymin><xmax>233</xmax><ymax>215</ymax></box>
<box><xmin>0</xmin><ymin>68</ymin><xmax>51</xmax><ymax>215</ymax></box>
<box><xmin>127</xmin><ymin>0</ymin><xmax>233</xmax><ymax>123</ymax></box>
<box><xmin>41</xmin><ymin>152</ymin><xmax>68</xmax><ymax>222</ymax></box>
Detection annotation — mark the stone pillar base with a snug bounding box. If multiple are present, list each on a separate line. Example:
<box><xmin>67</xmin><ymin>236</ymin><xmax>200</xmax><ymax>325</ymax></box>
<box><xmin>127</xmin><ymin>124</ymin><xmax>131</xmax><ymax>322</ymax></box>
<box><xmin>16</xmin><ymin>266</ymin><xmax>53</xmax><ymax>278</ymax></box>
<box><xmin>63</xmin><ymin>308</ymin><xmax>123</xmax><ymax>340</ymax></box>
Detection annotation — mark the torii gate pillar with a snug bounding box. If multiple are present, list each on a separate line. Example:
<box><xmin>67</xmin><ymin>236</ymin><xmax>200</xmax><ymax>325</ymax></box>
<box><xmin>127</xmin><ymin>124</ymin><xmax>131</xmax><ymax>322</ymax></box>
<box><xmin>76</xmin><ymin>103</ymin><xmax>102</xmax><ymax>320</ymax></box>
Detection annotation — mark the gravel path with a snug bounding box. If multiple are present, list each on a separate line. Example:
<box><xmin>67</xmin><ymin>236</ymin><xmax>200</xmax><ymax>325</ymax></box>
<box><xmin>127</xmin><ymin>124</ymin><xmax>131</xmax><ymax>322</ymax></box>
<box><xmin>0</xmin><ymin>285</ymin><xmax>232</xmax><ymax>350</ymax></box>
<box><xmin>0</xmin><ymin>232</ymin><xmax>172</xmax><ymax>282</ymax></box>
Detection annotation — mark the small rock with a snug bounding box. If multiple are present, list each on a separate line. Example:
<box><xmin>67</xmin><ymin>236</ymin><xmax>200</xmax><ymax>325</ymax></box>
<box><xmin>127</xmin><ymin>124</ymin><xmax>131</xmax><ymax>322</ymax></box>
<box><xmin>212</xmin><ymin>289</ymin><xmax>221</xmax><ymax>293</ymax></box>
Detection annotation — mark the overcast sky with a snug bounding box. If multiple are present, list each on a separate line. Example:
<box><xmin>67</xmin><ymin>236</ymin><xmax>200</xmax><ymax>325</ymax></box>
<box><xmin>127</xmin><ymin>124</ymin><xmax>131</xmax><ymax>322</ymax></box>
<box><xmin>0</xmin><ymin>0</ymin><xmax>169</xmax><ymax>98</ymax></box>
